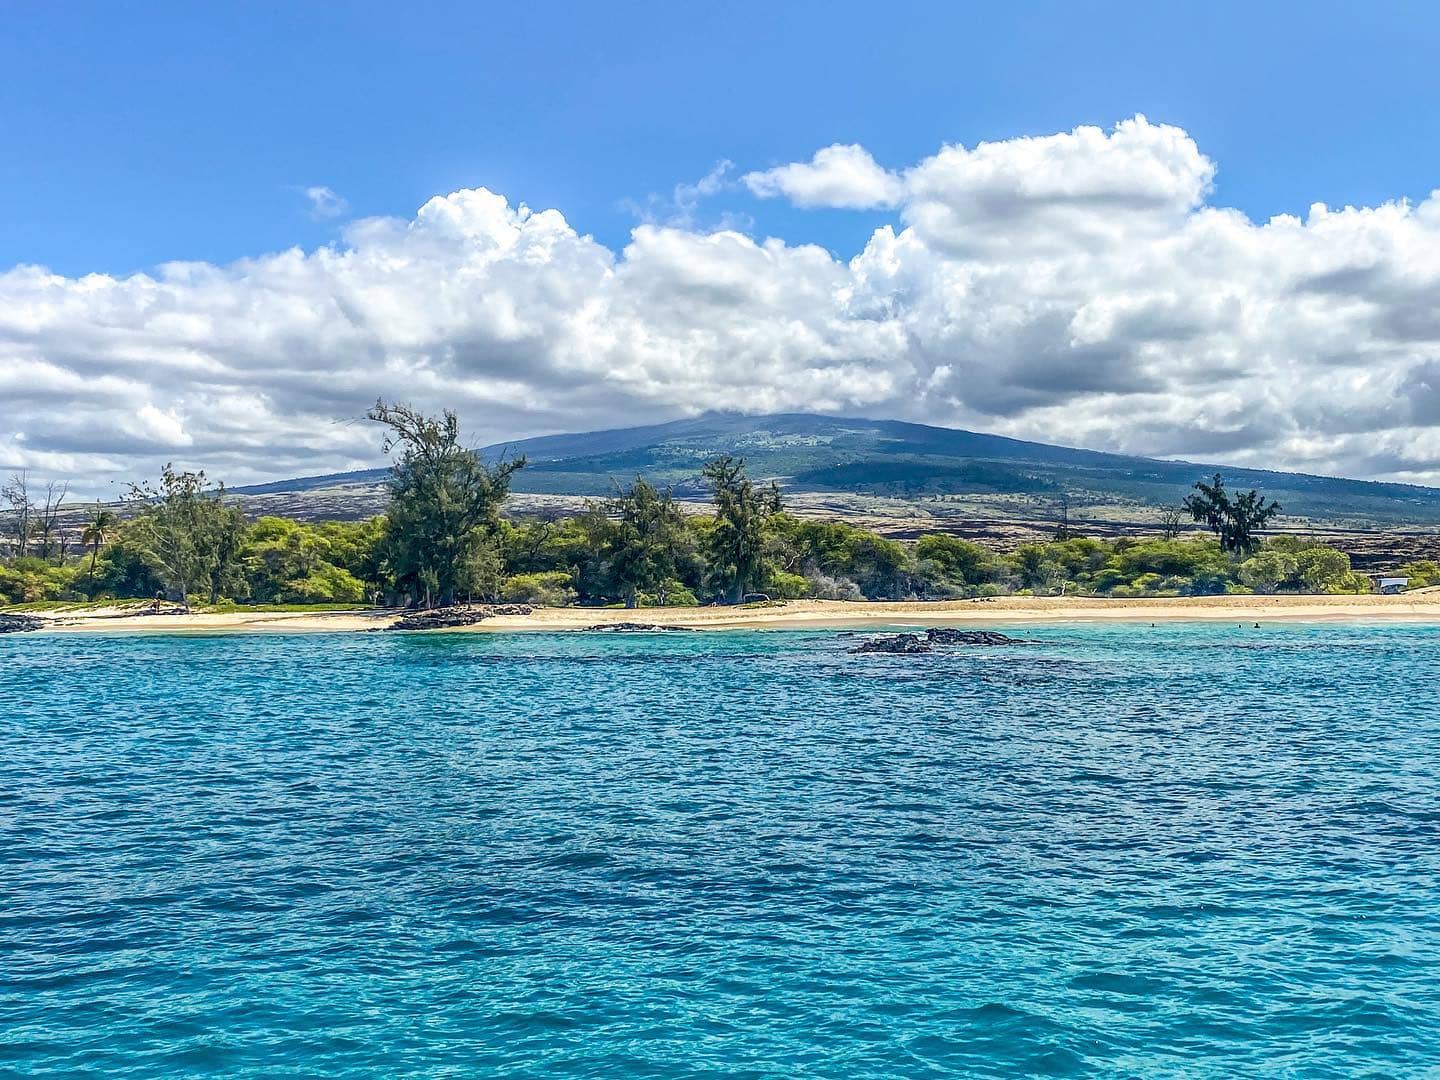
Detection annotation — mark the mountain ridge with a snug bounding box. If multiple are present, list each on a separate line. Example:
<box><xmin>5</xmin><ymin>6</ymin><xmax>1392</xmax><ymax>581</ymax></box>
<box><xmin>230</xmin><ymin>412</ymin><xmax>1440</xmax><ymax>527</ymax></box>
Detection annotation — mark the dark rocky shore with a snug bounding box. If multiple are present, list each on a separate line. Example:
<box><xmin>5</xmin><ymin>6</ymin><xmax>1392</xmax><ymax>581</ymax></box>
<box><xmin>0</xmin><ymin>614</ymin><xmax>45</xmax><ymax>634</ymax></box>
<box><xmin>386</xmin><ymin>604</ymin><xmax>534</xmax><ymax>631</ymax></box>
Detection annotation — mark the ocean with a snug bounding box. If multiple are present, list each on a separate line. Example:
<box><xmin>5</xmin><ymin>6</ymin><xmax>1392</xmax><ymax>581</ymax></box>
<box><xmin>3</xmin><ymin>624</ymin><xmax>1439</xmax><ymax>1076</ymax></box>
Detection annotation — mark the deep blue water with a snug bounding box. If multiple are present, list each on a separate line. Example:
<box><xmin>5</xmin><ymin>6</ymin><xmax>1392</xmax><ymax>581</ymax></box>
<box><xmin>3</xmin><ymin>623</ymin><xmax>1440</xmax><ymax>1077</ymax></box>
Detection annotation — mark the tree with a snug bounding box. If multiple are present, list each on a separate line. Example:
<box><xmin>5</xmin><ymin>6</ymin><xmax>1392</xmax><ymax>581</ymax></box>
<box><xmin>81</xmin><ymin>505</ymin><xmax>120</xmax><ymax>595</ymax></box>
<box><xmin>599</xmin><ymin>477</ymin><xmax>689</xmax><ymax>607</ymax></box>
<box><xmin>91</xmin><ymin>534</ymin><xmax>164</xmax><ymax>600</ymax></box>
<box><xmin>242</xmin><ymin>516</ymin><xmax>384</xmax><ymax>602</ymax></box>
<box><xmin>1296</xmin><ymin>546</ymin><xmax>1352</xmax><ymax>593</ymax></box>
<box><xmin>30</xmin><ymin>483</ymin><xmax>68</xmax><ymax>561</ymax></box>
<box><xmin>204</xmin><ymin>501</ymin><xmax>247</xmax><ymax>604</ymax></box>
<box><xmin>367</xmin><ymin>400</ymin><xmax>525</xmax><ymax>607</ymax></box>
<box><xmin>501</xmin><ymin>570</ymin><xmax>575</xmax><ymax>606</ymax></box>
<box><xmin>124</xmin><ymin>465</ymin><xmax>246</xmax><ymax>607</ymax></box>
<box><xmin>1238</xmin><ymin>550</ymin><xmax>1298</xmax><ymax>594</ymax></box>
<box><xmin>457</xmin><ymin>536</ymin><xmax>505</xmax><ymax>602</ymax></box>
<box><xmin>843</xmin><ymin>532</ymin><xmax>912</xmax><ymax>598</ymax></box>
<box><xmin>1182</xmin><ymin>474</ymin><xmax>1281</xmax><ymax>555</ymax></box>
<box><xmin>914</xmin><ymin>534</ymin><xmax>996</xmax><ymax>592</ymax></box>
<box><xmin>1011</xmin><ymin>543</ymin><xmax>1067</xmax><ymax>593</ymax></box>
<box><xmin>2</xmin><ymin>472</ymin><xmax>33</xmax><ymax>558</ymax></box>
<box><xmin>702</xmin><ymin>455</ymin><xmax>781</xmax><ymax>603</ymax></box>
<box><xmin>1158</xmin><ymin>507</ymin><xmax>1185</xmax><ymax>541</ymax></box>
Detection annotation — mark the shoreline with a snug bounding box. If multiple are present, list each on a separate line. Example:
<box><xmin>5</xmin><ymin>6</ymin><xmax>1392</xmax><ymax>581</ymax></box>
<box><xmin>10</xmin><ymin>592</ymin><xmax>1440</xmax><ymax>634</ymax></box>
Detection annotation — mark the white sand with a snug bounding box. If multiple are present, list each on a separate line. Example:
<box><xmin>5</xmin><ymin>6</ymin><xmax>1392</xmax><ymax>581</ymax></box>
<box><xmin>16</xmin><ymin>591</ymin><xmax>1440</xmax><ymax>634</ymax></box>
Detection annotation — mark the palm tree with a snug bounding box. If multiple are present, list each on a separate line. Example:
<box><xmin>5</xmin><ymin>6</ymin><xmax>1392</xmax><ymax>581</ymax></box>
<box><xmin>81</xmin><ymin>505</ymin><xmax>119</xmax><ymax>595</ymax></box>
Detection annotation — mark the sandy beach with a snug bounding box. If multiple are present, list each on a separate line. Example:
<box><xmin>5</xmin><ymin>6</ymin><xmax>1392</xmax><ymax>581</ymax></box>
<box><xmin>12</xmin><ymin>590</ymin><xmax>1440</xmax><ymax>634</ymax></box>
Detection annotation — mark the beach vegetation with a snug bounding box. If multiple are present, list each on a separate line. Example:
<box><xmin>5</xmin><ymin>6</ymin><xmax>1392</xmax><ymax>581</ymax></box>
<box><xmin>80</xmin><ymin>505</ymin><xmax>120</xmax><ymax>595</ymax></box>
<box><xmin>1184</xmin><ymin>473</ymin><xmax>1282</xmax><ymax>554</ymax></box>
<box><xmin>1238</xmin><ymin>551</ymin><xmax>1299</xmax><ymax>593</ymax></box>
<box><xmin>242</xmin><ymin>516</ymin><xmax>375</xmax><ymax>603</ymax></box>
<box><xmin>1295</xmin><ymin>546</ymin><xmax>1353</xmax><ymax>592</ymax></box>
<box><xmin>1394</xmin><ymin>560</ymin><xmax>1440</xmax><ymax>588</ymax></box>
<box><xmin>501</xmin><ymin>571</ymin><xmax>577</xmax><ymax>607</ymax></box>
<box><xmin>367</xmin><ymin>399</ymin><xmax>526</xmax><ymax>607</ymax></box>
<box><xmin>594</xmin><ymin>477</ymin><xmax>691</xmax><ymax>607</ymax></box>
<box><xmin>702</xmin><ymin>455</ymin><xmax>782</xmax><ymax>604</ymax></box>
<box><xmin>3</xmin><ymin>513</ymin><xmax>1399</xmax><ymax>609</ymax></box>
<box><xmin>2</xmin><ymin>445</ymin><xmax>1412</xmax><ymax>612</ymax></box>
<box><xmin>123</xmin><ymin>465</ymin><xmax>247</xmax><ymax>607</ymax></box>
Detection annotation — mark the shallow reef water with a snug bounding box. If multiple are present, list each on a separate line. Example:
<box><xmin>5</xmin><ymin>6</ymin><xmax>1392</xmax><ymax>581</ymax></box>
<box><xmin>3</xmin><ymin>623</ymin><xmax>1439</xmax><ymax>1076</ymax></box>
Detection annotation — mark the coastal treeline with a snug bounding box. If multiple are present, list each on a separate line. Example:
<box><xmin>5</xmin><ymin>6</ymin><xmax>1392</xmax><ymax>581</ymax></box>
<box><xmin>2</xmin><ymin>403</ymin><xmax>1431</xmax><ymax>608</ymax></box>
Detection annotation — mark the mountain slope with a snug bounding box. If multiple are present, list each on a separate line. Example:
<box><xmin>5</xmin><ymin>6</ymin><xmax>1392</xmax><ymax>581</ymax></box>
<box><xmin>232</xmin><ymin>412</ymin><xmax>1440</xmax><ymax>528</ymax></box>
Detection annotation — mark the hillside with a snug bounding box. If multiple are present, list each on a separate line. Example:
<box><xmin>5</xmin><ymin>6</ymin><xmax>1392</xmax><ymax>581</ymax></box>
<box><xmin>231</xmin><ymin>412</ymin><xmax>1440</xmax><ymax>532</ymax></box>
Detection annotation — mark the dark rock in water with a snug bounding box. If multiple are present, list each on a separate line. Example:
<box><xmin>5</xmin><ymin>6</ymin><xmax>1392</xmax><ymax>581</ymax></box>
<box><xmin>388</xmin><ymin>604</ymin><xmax>533</xmax><ymax>631</ymax></box>
<box><xmin>925</xmin><ymin>628</ymin><xmax>1037</xmax><ymax>646</ymax></box>
<box><xmin>582</xmin><ymin>622</ymin><xmax>699</xmax><ymax>633</ymax></box>
<box><xmin>849</xmin><ymin>628</ymin><xmax>1039</xmax><ymax>653</ymax></box>
<box><xmin>0</xmin><ymin>614</ymin><xmax>45</xmax><ymax>634</ymax></box>
<box><xmin>851</xmin><ymin>633</ymin><xmax>931</xmax><ymax>654</ymax></box>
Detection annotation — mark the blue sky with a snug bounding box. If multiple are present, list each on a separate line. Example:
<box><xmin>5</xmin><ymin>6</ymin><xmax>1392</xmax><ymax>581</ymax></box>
<box><xmin>7</xmin><ymin>1</ymin><xmax>1440</xmax><ymax>490</ymax></box>
<box><xmin>5</xmin><ymin>0</ymin><xmax>1440</xmax><ymax>275</ymax></box>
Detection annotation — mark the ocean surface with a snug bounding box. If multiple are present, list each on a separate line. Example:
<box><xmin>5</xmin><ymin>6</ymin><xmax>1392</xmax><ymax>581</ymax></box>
<box><xmin>3</xmin><ymin>623</ymin><xmax>1439</xmax><ymax>1077</ymax></box>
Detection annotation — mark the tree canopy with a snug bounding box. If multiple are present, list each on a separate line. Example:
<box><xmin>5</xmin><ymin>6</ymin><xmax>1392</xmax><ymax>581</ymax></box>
<box><xmin>702</xmin><ymin>455</ymin><xmax>782</xmax><ymax>603</ymax></box>
<box><xmin>367</xmin><ymin>399</ymin><xmax>525</xmax><ymax>607</ymax></box>
<box><xmin>1183</xmin><ymin>473</ymin><xmax>1282</xmax><ymax>554</ymax></box>
<box><xmin>123</xmin><ymin>465</ymin><xmax>245</xmax><ymax>606</ymax></box>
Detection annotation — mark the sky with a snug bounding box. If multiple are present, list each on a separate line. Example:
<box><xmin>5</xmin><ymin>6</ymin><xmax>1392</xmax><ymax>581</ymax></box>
<box><xmin>5</xmin><ymin>0</ymin><xmax>1440</xmax><ymax>494</ymax></box>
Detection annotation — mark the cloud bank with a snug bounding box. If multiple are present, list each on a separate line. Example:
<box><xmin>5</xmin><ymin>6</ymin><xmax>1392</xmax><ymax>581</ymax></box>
<box><xmin>6</xmin><ymin>115</ymin><xmax>1440</xmax><ymax>492</ymax></box>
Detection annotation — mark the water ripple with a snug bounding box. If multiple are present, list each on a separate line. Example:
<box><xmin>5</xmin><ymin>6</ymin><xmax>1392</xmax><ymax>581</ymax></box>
<box><xmin>3</xmin><ymin>623</ymin><xmax>1439</xmax><ymax>1076</ymax></box>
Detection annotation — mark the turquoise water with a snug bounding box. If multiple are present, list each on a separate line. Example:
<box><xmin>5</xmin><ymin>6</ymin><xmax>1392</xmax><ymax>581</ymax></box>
<box><xmin>3</xmin><ymin>624</ymin><xmax>1440</xmax><ymax>1077</ymax></box>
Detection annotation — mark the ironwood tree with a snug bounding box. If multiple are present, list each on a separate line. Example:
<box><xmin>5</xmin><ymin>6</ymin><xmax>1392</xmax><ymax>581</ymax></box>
<box><xmin>367</xmin><ymin>399</ymin><xmax>525</xmax><ymax>607</ymax></box>
<box><xmin>702</xmin><ymin>455</ymin><xmax>781</xmax><ymax>603</ymax></box>
<box><xmin>1183</xmin><ymin>473</ymin><xmax>1282</xmax><ymax>555</ymax></box>
<box><xmin>595</xmin><ymin>476</ymin><xmax>689</xmax><ymax>607</ymax></box>
<box><xmin>124</xmin><ymin>465</ymin><xmax>246</xmax><ymax>607</ymax></box>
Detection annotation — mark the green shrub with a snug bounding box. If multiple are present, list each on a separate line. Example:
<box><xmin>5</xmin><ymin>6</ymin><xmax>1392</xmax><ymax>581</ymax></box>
<box><xmin>1332</xmin><ymin>570</ymin><xmax>1374</xmax><ymax>594</ymax></box>
<box><xmin>1238</xmin><ymin>551</ymin><xmax>1298</xmax><ymax>593</ymax></box>
<box><xmin>0</xmin><ymin>559</ymin><xmax>84</xmax><ymax>605</ymax></box>
<box><xmin>1296</xmin><ymin>546</ymin><xmax>1352</xmax><ymax>592</ymax></box>
<box><xmin>1394</xmin><ymin>560</ymin><xmax>1440</xmax><ymax>588</ymax></box>
<box><xmin>913</xmin><ymin>535</ymin><xmax>997</xmax><ymax>585</ymax></box>
<box><xmin>280</xmin><ymin>564</ymin><xmax>367</xmax><ymax>604</ymax></box>
<box><xmin>501</xmin><ymin>571</ymin><xmax>576</xmax><ymax>607</ymax></box>
<box><xmin>637</xmin><ymin>581</ymin><xmax>699</xmax><ymax>607</ymax></box>
<box><xmin>1090</xmin><ymin>568</ymin><xmax>1128</xmax><ymax>593</ymax></box>
<box><xmin>659</xmin><ymin>581</ymin><xmax>699</xmax><ymax>606</ymax></box>
<box><xmin>1130</xmin><ymin>573</ymin><xmax>1166</xmax><ymax>595</ymax></box>
<box><xmin>764</xmin><ymin>570</ymin><xmax>811</xmax><ymax>599</ymax></box>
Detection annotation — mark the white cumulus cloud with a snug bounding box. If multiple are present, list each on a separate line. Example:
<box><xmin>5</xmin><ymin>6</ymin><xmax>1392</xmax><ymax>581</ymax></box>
<box><xmin>7</xmin><ymin>116</ymin><xmax>1440</xmax><ymax>494</ymax></box>
<box><xmin>743</xmin><ymin>144</ymin><xmax>903</xmax><ymax>209</ymax></box>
